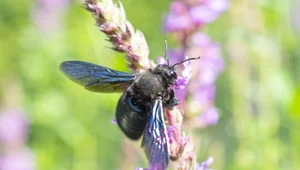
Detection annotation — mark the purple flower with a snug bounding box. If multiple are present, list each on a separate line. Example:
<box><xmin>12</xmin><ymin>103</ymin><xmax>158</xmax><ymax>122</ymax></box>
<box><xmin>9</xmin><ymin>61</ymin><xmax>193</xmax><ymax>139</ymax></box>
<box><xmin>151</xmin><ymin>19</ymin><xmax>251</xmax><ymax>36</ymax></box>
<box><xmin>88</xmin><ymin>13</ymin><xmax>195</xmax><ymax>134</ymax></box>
<box><xmin>163</xmin><ymin>1</ymin><xmax>192</xmax><ymax>33</ymax></box>
<box><xmin>175</xmin><ymin>56</ymin><xmax>193</xmax><ymax>90</ymax></box>
<box><xmin>199</xmin><ymin>107</ymin><xmax>219</xmax><ymax>126</ymax></box>
<box><xmin>0</xmin><ymin>110</ymin><xmax>29</xmax><ymax>146</ymax></box>
<box><xmin>163</xmin><ymin>13</ymin><xmax>192</xmax><ymax>32</ymax></box>
<box><xmin>157</xmin><ymin>57</ymin><xmax>167</xmax><ymax>65</ymax></box>
<box><xmin>188</xmin><ymin>32</ymin><xmax>225</xmax><ymax>85</ymax></box>
<box><xmin>191</xmin><ymin>32</ymin><xmax>212</xmax><ymax>47</ymax></box>
<box><xmin>206</xmin><ymin>0</ymin><xmax>229</xmax><ymax>13</ymax></box>
<box><xmin>196</xmin><ymin>156</ymin><xmax>214</xmax><ymax>170</ymax></box>
<box><xmin>111</xmin><ymin>119</ymin><xmax>118</xmax><ymax>125</ymax></box>
<box><xmin>32</xmin><ymin>0</ymin><xmax>69</xmax><ymax>33</ymax></box>
<box><xmin>164</xmin><ymin>0</ymin><xmax>229</xmax><ymax>32</ymax></box>
<box><xmin>189</xmin><ymin>0</ymin><xmax>229</xmax><ymax>25</ymax></box>
<box><xmin>189</xmin><ymin>5</ymin><xmax>220</xmax><ymax>25</ymax></box>
<box><xmin>167</xmin><ymin>126</ymin><xmax>176</xmax><ymax>143</ymax></box>
<box><xmin>170</xmin><ymin>1</ymin><xmax>187</xmax><ymax>14</ymax></box>
<box><xmin>169</xmin><ymin>49</ymin><xmax>185</xmax><ymax>64</ymax></box>
<box><xmin>191</xmin><ymin>85</ymin><xmax>216</xmax><ymax>104</ymax></box>
<box><xmin>0</xmin><ymin>147</ymin><xmax>36</xmax><ymax>170</ymax></box>
<box><xmin>161</xmin><ymin>0</ymin><xmax>227</xmax><ymax>168</ymax></box>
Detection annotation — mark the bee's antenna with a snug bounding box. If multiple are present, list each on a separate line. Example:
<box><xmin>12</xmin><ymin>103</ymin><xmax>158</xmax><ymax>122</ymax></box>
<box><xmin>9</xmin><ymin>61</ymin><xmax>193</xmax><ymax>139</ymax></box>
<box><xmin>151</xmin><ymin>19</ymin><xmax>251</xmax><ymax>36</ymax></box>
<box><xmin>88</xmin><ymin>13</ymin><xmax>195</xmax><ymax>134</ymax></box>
<box><xmin>164</xmin><ymin>39</ymin><xmax>169</xmax><ymax>66</ymax></box>
<box><xmin>171</xmin><ymin>56</ymin><xmax>201</xmax><ymax>68</ymax></box>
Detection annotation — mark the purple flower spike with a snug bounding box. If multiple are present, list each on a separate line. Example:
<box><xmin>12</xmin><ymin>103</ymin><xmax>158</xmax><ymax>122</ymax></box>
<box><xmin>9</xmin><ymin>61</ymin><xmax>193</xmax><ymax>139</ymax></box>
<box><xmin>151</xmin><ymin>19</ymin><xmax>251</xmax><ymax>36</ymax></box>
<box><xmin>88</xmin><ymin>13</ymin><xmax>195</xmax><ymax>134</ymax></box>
<box><xmin>196</xmin><ymin>156</ymin><xmax>214</xmax><ymax>170</ymax></box>
<box><xmin>162</xmin><ymin>0</ymin><xmax>227</xmax><ymax>169</ymax></box>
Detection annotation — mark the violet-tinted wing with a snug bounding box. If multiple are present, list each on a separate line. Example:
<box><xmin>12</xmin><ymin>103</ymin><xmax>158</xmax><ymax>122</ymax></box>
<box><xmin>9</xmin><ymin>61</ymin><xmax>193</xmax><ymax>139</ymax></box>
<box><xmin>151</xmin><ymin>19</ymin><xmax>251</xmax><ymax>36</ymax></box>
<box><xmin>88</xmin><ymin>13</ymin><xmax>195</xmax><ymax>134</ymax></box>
<box><xmin>60</xmin><ymin>61</ymin><xmax>136</xmax><ymax>93</ymax></box>
<box><xmin>141</xmin><ymin>99</ymin><xmax>169</xmax><ymax>170</ymax></box>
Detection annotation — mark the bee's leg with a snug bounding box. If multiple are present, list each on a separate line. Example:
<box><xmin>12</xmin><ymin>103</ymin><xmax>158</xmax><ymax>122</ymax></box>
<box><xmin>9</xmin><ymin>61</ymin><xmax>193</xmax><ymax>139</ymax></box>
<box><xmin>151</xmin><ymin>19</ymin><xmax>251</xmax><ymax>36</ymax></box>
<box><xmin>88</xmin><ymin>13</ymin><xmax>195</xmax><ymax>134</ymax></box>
<box><xmin>166</xmin><ymin>89</ymin><xmax>179</xmax><ymax>107</ymax></box>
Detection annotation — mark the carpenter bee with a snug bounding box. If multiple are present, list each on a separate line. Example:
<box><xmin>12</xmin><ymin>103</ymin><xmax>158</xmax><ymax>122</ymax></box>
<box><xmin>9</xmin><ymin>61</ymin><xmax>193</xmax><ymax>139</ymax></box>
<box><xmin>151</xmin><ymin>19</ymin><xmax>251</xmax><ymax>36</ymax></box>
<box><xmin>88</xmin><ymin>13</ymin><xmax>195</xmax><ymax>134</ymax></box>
<box><xmin>59</xmin><ymin>42</ymin><xmax>199</xmax><ymax>170</ymax></box>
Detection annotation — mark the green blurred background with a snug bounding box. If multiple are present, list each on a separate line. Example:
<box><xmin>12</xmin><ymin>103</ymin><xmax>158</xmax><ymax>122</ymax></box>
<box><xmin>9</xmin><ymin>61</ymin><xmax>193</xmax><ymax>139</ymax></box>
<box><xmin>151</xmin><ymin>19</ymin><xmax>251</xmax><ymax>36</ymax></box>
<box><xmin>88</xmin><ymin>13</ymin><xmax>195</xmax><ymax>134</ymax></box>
<box><xmin>0</xmin><ymin>0</ymin><xmax>300</xmax><ymax>170</ymax></box>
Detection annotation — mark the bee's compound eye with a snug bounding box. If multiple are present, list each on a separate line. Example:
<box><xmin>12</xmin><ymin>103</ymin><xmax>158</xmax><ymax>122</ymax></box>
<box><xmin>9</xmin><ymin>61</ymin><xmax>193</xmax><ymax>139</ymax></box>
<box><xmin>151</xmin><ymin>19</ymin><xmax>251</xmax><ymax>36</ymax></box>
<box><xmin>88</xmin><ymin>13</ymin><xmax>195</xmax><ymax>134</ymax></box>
<box><xmin>169</xmin><ymin>70</ymin><xmax>177</xmax><ymax>78</ymax></box>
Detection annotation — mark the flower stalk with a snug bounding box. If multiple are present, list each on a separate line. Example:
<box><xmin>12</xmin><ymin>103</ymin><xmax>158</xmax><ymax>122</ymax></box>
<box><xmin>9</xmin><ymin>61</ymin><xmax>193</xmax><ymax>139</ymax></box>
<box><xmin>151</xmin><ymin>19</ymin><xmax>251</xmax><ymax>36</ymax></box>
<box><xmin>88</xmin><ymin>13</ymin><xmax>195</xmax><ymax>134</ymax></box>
<box><xmin>85</xmin><ymin>0</ymin><xmax>151</xmax><ymax>71</ymax></box>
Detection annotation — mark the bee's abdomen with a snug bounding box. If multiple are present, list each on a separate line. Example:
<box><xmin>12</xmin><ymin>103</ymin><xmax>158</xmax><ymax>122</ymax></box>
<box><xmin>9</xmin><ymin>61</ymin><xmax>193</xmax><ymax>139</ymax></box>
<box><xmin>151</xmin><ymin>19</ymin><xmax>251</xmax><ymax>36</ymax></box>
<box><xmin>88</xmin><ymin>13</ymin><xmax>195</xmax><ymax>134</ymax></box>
<box><xmin>116</xmin><ymin>93</ymin><xmax>148</xmax><ymax>140</ymax></box>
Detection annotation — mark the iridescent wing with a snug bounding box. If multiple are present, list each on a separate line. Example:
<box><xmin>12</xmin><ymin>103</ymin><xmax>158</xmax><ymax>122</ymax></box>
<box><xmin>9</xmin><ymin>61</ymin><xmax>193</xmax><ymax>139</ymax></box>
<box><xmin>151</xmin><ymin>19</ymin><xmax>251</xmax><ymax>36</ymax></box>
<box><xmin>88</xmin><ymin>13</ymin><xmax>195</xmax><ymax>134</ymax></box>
<box><xmin>141</xmin><ymin>99</ymin><xmax>169</xmax><ymax>170</ymax></box>
<box><xmin>60</xmin><ymin>61</ymin><xmax>136</xmax><ymax>93</ymax></box>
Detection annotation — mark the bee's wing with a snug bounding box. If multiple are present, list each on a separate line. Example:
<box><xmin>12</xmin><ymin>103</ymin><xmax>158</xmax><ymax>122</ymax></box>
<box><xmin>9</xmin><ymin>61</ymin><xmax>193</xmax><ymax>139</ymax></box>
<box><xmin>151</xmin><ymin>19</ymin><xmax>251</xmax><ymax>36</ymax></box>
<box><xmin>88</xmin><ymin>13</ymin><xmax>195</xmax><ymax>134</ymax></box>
<box><xmin>141</xmin><ymin>99</ymin><xmax>169</xmax><ymax>170</ymax></box>
<box><xmin>60</xmin><ymin>61</ymin><xmax>136</xmax><ymax>93</ymax></box>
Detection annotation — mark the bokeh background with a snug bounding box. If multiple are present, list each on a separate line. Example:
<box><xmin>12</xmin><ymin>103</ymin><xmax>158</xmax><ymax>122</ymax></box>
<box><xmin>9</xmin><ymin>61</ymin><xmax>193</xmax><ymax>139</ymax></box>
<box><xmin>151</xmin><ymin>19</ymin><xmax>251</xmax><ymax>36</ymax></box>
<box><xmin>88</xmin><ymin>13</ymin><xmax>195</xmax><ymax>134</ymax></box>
<box><xmin>0</xmin><ymin>0</ymin><xmax>300</xmax><ymax>170</ymax></box>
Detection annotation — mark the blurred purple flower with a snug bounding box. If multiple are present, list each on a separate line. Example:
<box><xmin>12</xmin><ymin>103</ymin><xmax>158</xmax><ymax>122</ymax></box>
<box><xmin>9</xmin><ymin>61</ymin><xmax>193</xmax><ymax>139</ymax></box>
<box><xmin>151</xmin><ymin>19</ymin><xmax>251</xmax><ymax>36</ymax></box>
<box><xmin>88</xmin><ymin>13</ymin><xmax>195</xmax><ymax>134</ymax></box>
<box><xmin>111</xmin><ymin>119</ymin><xmax>117</xmax><ymax>125</ymax></box>
<box><xmin>135</xmin><ymin>168</ymin><xmax>147</xmax><ymax>170</ymax></box>
<box><xmin>0</xmin><ymin>147</ymin><xmax>36</xmax><ymax>170</ymax></box>
<box><xmin>190</xmin><ymin>0</ymin><xmax>229</xmax><ymax>25</ymax></box>
<box><xmin>164</xmin><ymin>0</ymin><xmax>229</xmax><ymax>33</ymax></box>
<box><xmin>167</xmin><ymin>126</ymin><xmax>176</xmax><ymax>143</ymax></box>
<box><xmin>199</xmin><ymin>107</ymin><xmax>219</xmax><ymax>126</ymax></box>
<box><xmin>163</xmin><ymin>1</ymin><xmax>192</xmax><ymax>33</ymax></box>
<box><xmin>157</xmin><ymin>57</ymin><xmax>167</xmax><ymax>65</ymax></box>
<box><xmin>32</xmin><ymin>0</ymin><xmax>69</xmax><ymax>33</ymax></box>
<box><xmin>189</xmin><ymin>5</ymin><xmax>219</xmax><ymax>25</ymax></box>
<box><xmin>191</xmin><ymin>32</ymin><xmax>211</xmax><ymax>47</ymax></box>
<box><xmin>176</xmin><ymin>56</ymin><xmax>193</xmax><ymax>90</ymax></box>
<box><xmin>192</xmin><ymin>85</ymin><xmax>216</xmax><ymax>104</ymax></box>
<box><xmin>196</xmin><ymin>156</ymin><xmax>214</xmax><ymax>170</ymax></box>
<box><xmin>169</xmin><ymin>49</ymin><xmax>185</xmax><ymax>64</ymax></box>
<box><xmin>163</xmin><ymin>13</ymin><xmax>192</xmax><ymax>32</ymax></box>
<box><xmin>0</xmin><ymin>110</ymin><xmax>29</xmax><ymax>146</ymax></box>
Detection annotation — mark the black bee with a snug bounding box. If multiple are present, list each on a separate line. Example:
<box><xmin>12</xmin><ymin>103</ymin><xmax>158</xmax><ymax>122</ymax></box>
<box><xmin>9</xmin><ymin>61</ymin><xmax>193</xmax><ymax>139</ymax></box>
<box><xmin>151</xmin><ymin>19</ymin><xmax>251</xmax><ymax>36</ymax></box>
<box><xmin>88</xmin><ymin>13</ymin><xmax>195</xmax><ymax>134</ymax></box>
<box><xmin>59</xmin><ymin>43</ymin><xmax>199</xmax><ymax>170</ymax></box>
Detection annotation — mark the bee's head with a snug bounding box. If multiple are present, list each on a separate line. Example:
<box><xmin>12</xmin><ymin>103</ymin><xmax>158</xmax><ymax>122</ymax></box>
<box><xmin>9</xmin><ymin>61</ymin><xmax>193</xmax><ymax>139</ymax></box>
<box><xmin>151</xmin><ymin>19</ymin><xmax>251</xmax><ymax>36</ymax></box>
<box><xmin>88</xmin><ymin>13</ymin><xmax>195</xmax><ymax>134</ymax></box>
<box><xmin>154</xmin><ymin>39</ymin><xmax>200</xmax><ymax>86</ymax></box>
<box><xmin>153</xmin><ymin>64</ymin><xmax>178</xmax><ymax>85</ymax></box>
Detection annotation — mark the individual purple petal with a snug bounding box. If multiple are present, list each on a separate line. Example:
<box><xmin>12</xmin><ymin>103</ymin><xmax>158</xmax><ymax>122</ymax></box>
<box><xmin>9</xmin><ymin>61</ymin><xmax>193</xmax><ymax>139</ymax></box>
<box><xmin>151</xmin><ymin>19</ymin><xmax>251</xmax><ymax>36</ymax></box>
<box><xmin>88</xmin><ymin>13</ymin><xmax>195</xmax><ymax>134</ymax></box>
<box><xmin>176</xmin><ymin>77</ymin><xmax>187</xmax><ymax>90</ymax></box>
<box><xmin>167</xmin><ymin>126</ymin><xmax>176</xmax><ymax>143</ymax></box>
<box><xmin>111</xmin><ymin>119</ymin><xmax>117</xmax><ymax>125</ymax></box>
<box><xmin>199</xmin><ymin>107</ymin><xmax>219</xmax><ymax>126</ymax></box>
<box><xmin>182</xmin><ymin>57</ymin><xmax>192</xmax><ymax>79</ymax></box>
<box><xmin>196</xmin><ymin>156</ymin><xmax>214</xmax><ymax>170</ymax></box>
<box><xmin>175</xmin><ymin>56</ymin><xmax>193</xmax><ymax>89</ymax></box>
